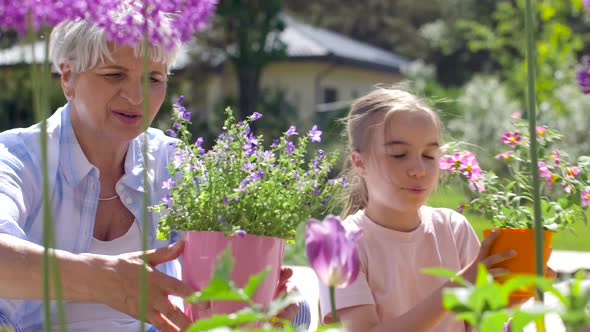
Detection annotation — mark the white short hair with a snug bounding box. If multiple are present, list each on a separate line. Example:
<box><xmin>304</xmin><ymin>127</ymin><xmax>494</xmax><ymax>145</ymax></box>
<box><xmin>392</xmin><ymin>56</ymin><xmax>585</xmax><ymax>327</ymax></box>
<box><xmin>49</xmin><ymin>15</ymin><xmax>181</xmax><ymax>74</ymax></box>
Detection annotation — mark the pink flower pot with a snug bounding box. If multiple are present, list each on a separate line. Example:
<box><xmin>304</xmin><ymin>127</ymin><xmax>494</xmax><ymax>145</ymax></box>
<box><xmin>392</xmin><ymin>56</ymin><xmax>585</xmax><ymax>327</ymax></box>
<box><xmin>182</xmin><ymin>231</ymin><xmax>285</xmax><ymax>320</ymax></box>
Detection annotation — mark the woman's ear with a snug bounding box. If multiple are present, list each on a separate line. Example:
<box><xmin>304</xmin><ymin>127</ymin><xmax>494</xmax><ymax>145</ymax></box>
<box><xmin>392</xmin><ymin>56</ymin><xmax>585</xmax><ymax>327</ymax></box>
<box><xmin>60</xmin><ymin>64</ymin><xmax>75</xmax><ymax>100</ymax></box>
<box><xmin>351</xmin><ymin>151</ymin><xmax>367</xmax><ymax>177</ymax></box>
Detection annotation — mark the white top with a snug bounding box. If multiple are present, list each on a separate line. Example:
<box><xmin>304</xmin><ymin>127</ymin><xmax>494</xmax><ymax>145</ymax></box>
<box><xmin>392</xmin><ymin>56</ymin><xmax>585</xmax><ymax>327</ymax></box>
<box><xmin>53</xmin><ymin>222</ymin><xmax>145</xmax><ymax>332</ymax></box>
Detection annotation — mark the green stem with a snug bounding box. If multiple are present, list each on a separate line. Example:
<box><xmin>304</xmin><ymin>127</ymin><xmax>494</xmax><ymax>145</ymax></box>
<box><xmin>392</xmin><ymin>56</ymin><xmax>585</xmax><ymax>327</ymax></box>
<box><xmin>329</xmin><ymin>286</ymin><xmax>338</xmax><ymax>323</ymax></box>
<box><xmin>138</xmin><ymin>32</ymin><xmax>151</xmax><ymax>331</ymax></box>
<box><xmin>523</xmin><ymin>0</ymin><xmax>545</xmax><ymax>301</ymax></box>
<box><xmin>27</xmin><ymin>23</ymin><xmax>65</xmax><ymax>332</ymax></box>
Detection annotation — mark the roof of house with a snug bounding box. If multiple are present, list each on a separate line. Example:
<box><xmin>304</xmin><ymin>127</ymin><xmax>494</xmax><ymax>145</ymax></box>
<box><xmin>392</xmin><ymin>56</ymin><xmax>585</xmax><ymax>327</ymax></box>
<box><xmin>0</xmin><ymin>15</ymin><xmax>410</xmax><ymax>73</ymax></box>
<box><xmin>173</xmin><ymin>15</ymin><xmax>410</xmax><ymax>73</ymax></box>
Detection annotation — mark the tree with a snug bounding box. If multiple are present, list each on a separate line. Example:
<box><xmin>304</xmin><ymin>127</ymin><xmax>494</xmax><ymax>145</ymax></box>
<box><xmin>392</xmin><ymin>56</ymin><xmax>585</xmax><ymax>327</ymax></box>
<box><xmin>196</xmin><ymin>0</ymin><xmax>287</xmax><ymax>122</ymax></box>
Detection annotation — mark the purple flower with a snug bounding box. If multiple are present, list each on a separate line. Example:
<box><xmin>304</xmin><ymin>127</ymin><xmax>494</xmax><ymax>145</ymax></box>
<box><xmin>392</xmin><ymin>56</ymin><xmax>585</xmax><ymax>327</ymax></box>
<box><xmin>309</xmin><ymin>125</ymin><xmax>323</xmax><ymax>142</ymax></box>
<box><xmin>239</xmin><ymin>177</ymin><xmax>251</xmax><ymax>190</ymax></box>
<box><xmin>305</xmin><ymin>215</ymin><xmax>362</xmax><ymax>288</ymax></box>
<box><xmin>235</xmin><ymin>230</ymin><xmax>247</xmax><ymax>237</ymax></box>
<box><xmin>223</xmin><ymin>196</ymin><xmax>229</xmax><ymax>206</ymax></box>
<box><xmin>271</xmin><ymin>139</ymin><xmax>279</xmax><ymax>148</ymax></box>
<box><xmin>243</xmin><ymin>162</ymin><xmax>255</xmax><ymax>171</ymax></box>
<box><xmin>195</xmin><ymin>137</ymin><xmax>205</xmax><ymax>155</ymax></box>
<box><xmin>341</xmin><ymin>176</ymin><xmax>348</xmax><ymax>188</ymax></box>
<box><xmin>173</xmin><ymin>122</ymin><xmax>181</xmax><ymax>130</ymax></box>
<box><xmin>317</xmin><ymin>150</ymin><xmax>325</xmax><ymax>160</ymax></box>
<box><xmin>176</xmin><ymin>95</ymin><xmax>185</xmax><ymax>106</ymax></box>
<box><xmin>285</xmin><ymin>126</ymin><xmax>298</xmax><ymax>137</ymax></box>
<box><xmin>576</xmin><ymin>56</ymin><xmax>590</xmax><ymax>94</ymax></box>
<box><xmin>250</xmin><ymin>112</ymin><xmax>262</xmax><ymax>121</ymax></box>
<box><xmin>162</xmin><ymin>178</ymin><xmax>175</xmax><ymax>190</ymax></box>
<box><xmin>166</xmin><ymin>129</ymin><xmax>177</xmax><ymax>137</ymax></box>
<box><xmin>162</xmin><ymin>194</ymin><xmax>172</xmax><ymax>207</ymax></box>
<box><xmin>252</xmin><ymin>170</ymin><xmax>264</xmax><ymax>180</ymax></box>
<box><xmin>286</xmin><ymin>141</ymin><xmax>295</xmax><ymax>155</ymax></box>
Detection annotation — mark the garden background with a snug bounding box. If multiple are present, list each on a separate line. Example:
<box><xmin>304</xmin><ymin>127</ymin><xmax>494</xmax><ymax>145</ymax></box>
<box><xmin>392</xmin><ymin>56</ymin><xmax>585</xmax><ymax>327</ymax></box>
<box><xmin>1</xmin><ymin>0</ymin><xmax>589</xmax><ymax>261</ymax></box>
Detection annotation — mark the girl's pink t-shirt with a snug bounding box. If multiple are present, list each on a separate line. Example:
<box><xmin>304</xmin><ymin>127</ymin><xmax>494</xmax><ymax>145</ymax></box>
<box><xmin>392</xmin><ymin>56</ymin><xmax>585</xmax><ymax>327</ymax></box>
<box><xmin>319</xmin><ymin>206</ymin><xmax>480</xmax><ymax>332</ymax></box>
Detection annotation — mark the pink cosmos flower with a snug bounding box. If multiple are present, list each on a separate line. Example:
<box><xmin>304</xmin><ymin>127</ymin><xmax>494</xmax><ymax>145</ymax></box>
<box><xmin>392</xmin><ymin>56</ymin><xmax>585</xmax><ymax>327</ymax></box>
<box><xmin>566</xmin><ymin>166</ymin><xmax>580</xmax><ymax>178</ymax></box>
<box><xmin>501</xmin><ymin>131</ymin><xmax>522</xmax><ymax>145</ymax></box>
<box><xmin>536</xmin><ymin>126</ymin><xmax>546</xmax><ymax>136</ymax></box>
<box><xmin>553</xmin><ymin>149</ymin><xmax>561</xmax><ymax>166</ymax></box>
<box><xmin>496</xmin><ymin>151</ymin><xmax>515</xmax><ymax>160</ymax></box>
<box><xmin>582</xmin><ymin>189</ymin><xmax>590</xmax><ymax>206</ymax></box>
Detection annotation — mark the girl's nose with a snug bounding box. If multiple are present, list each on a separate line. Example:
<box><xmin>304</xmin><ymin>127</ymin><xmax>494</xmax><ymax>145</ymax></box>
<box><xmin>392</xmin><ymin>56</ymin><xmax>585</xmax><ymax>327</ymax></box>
<box><xmin>408</xmin><ymin>158</ymin><xmax>427</xmax><ymax>178</ymax></box>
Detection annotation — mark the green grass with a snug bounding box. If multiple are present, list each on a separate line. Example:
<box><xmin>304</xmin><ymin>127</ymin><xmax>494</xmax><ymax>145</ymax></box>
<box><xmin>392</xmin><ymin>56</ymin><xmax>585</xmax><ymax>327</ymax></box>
<box><xmin>428</xmin><ymin>186</ymin><xmax>590</xmax><ymax>252</ymax></box>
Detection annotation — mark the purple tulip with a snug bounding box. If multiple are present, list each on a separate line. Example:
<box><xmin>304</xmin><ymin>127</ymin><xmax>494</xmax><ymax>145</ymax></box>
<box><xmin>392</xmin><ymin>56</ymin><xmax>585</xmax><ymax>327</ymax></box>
<box><xmin>305</xmin><ymin>215</ymin><xmax>362</xmax><ymax>288</ymax></box>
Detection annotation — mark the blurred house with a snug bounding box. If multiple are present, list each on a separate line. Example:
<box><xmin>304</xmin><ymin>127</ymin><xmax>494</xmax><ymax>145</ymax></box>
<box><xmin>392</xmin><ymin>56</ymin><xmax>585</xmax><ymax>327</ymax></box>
<box><xmin>0</xmin><ymin>16</ymin><xmax>410</xmax><ymax>127</ymax></box>
<box><xmin>173</xmin><ymin>15</ymin><xmax>410</xmax><ymax>125</ymax></box>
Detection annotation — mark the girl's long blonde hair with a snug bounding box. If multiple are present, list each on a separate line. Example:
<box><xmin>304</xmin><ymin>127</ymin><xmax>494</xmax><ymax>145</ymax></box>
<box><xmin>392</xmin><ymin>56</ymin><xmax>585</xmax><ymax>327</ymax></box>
<box><xmin>341</xmin><ymin>87</ymin><xmax>443</xmax><ymax>218</ymax></box>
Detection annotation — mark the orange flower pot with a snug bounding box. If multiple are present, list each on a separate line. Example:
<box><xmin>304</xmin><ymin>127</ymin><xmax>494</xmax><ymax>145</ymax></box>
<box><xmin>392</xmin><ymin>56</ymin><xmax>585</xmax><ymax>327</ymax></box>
<box><xmin>482</xmin><ymin>228</ymin><xmax>553</xmax><ymax>299</ymax></box>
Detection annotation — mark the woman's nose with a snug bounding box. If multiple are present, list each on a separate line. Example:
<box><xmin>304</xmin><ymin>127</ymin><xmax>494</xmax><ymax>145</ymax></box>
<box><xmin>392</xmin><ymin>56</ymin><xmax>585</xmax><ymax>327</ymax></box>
<box><xmin>120</xmin><ymin>80</ymin><xmax>144</xmax><ymax>105</ymax></box>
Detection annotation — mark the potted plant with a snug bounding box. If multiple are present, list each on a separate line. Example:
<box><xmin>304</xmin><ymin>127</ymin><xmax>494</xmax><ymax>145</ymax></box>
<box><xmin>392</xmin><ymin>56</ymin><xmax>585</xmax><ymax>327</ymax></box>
<box><xmin>151</xmin><ymin>98</ymin><xmax>344</xmax><ymax>320</ymax></box>
<box><xmin>439</xmin><ymin>117</ymin><xmax>590</xmax><ymax>297</ymax></box>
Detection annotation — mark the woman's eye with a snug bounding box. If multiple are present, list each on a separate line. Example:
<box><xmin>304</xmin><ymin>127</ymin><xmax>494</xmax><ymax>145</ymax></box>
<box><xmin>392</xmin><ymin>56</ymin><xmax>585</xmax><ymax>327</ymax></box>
<box><xmin>423</xmin><ymin>155</ymin><xmax>435</xmax><ymax>160</ymax></box>
<box><xmin>104</xmin><ymin>73</ymin><xmax>123</xmax><ymax>79</ymax></box>
<box><xmin>150</xmin><ymin>77</ymin><xmax>164</xmax><ymax>83</ymax></box>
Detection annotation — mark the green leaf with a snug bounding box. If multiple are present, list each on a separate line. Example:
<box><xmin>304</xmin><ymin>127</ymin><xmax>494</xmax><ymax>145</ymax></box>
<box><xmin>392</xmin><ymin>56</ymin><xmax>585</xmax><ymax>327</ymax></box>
<box><xmin>442</xmin><ymin>287</ymin><xmax>472</xmax><ymax>313</ymax></box>
<box><xmin>421</xmin><ymin>267</ymin><xmax>470</xmax><ymax>287</ymax></box>
<box><xmin>267</xmin><ymin>292</ymin><xmax>304</xmax><ymax>317</ymax></box>
<box><xmin>243</xmin><ymin>268</ymin><xmax>271</xmax><ymax>298</ymax></box>
<box><xmin>186</xmin><ymin>309</ymin><xmax>266</xmax><ymax>331</ymax></box>
<box><xmin>480</xmin><ymin>311</ymin><xmax>510</xmax><ymax>332</ymax></box>
<box><xmin>213</xmin><ymin>247</ymin><xmax>235</xmax><ymax>283</ymax></box>
<box><xmin>475</xmin><ymin>264</ymin><xmax>493</xmax><ymax>286</ymax></box>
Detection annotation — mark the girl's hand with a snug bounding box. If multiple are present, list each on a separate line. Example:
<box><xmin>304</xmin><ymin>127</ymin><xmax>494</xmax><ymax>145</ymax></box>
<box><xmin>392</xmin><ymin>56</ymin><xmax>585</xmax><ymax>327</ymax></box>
<box><xmin>458</xmin><ymin>228</ymin><xmax>516</xmax><ymax>284</ymax></box>
<box><xmin>89</xmin><ymin>240</ymin><xmax>206</xmax><ymax>332</ymax></box>
<box><xmin>274</xmin><ymin>267</ymin><xmax>300</xmax><ymax>322</ymax></box>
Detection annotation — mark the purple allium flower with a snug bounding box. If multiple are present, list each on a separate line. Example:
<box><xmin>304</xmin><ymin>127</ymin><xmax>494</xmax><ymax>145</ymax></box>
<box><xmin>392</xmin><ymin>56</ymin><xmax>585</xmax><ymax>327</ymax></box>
<box><xmin>250</xmin><ymin>112</ymin><xmax>262</xmax><ymax>121</ymax></box>
<box><xmin>162</xmin><ymin>178</ymin><xmax>175</xmax><ymax>190</ymax></box>
<box><xmin>166</xmin><ymin>129</ymin><xmax>177</xmax><ymax>137</ymax></box>
<box><xmin>286</xmin><ymin>141</ymin><xmax>295</xmax><ymax>155</ymax></box>
<box><xmin>285</xmin><ymin>126</ymin><xmax>298</xmax><ymax>137</ymax></box>
<box><xmin>576</xmin><ymin>56</ymin><xmax>590</xmax><ymax>94</ymax></box>
<box><xmin>235</xmin><ymin>229</ymin><xmax>247</xmax><ymax>237</ymax></box>
<box><xmin>305</xmin><ymin>215</ymin><xmax>362</xmax><ymax>288</ymax></box>
<box><xmin>309</xmin><ymin>125</ymin><xmax>322</xmax><ymax>142</ymax></box>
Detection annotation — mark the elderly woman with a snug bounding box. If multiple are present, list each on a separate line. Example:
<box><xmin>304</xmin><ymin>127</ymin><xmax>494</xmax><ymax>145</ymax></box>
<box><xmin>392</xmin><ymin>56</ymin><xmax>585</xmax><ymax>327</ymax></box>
<box><xmin>0</xmin><ymin>15</ymin><xmax>308</xmax><ymax>332</ymax></box>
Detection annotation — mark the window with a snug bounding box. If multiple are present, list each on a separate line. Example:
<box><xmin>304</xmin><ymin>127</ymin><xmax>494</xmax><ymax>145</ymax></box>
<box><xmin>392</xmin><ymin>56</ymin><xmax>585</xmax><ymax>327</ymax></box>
<box><xmin>323</xmin><ymin>88</ymin><xmax>338</xmax><ymax>103</ymax></box>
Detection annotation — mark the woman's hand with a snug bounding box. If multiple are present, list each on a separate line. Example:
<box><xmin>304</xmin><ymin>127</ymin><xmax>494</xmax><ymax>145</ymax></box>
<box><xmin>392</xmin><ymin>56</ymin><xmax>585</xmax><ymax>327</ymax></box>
<box><xmin>89</xmin><ymin>240</ymin><xmax>204</xmax><ymax>332</ymax></box>
<box><xmin>458</xmin><ymin>228</ymin><xmax>516</xmax><ymax>284</ymax></box>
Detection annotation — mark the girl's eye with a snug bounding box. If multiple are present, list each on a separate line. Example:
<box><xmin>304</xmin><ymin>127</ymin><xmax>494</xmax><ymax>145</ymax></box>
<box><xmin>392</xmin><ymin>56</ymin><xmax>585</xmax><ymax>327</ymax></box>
<box><xmin>423</xmin><ymin>155</ymin><xmax>435</xmax><ymax>160</ymax></box>
<box><xmin>391</xmin><ymin>154</ymin><xmax>406</xmax><ymax>159</ymax></box>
